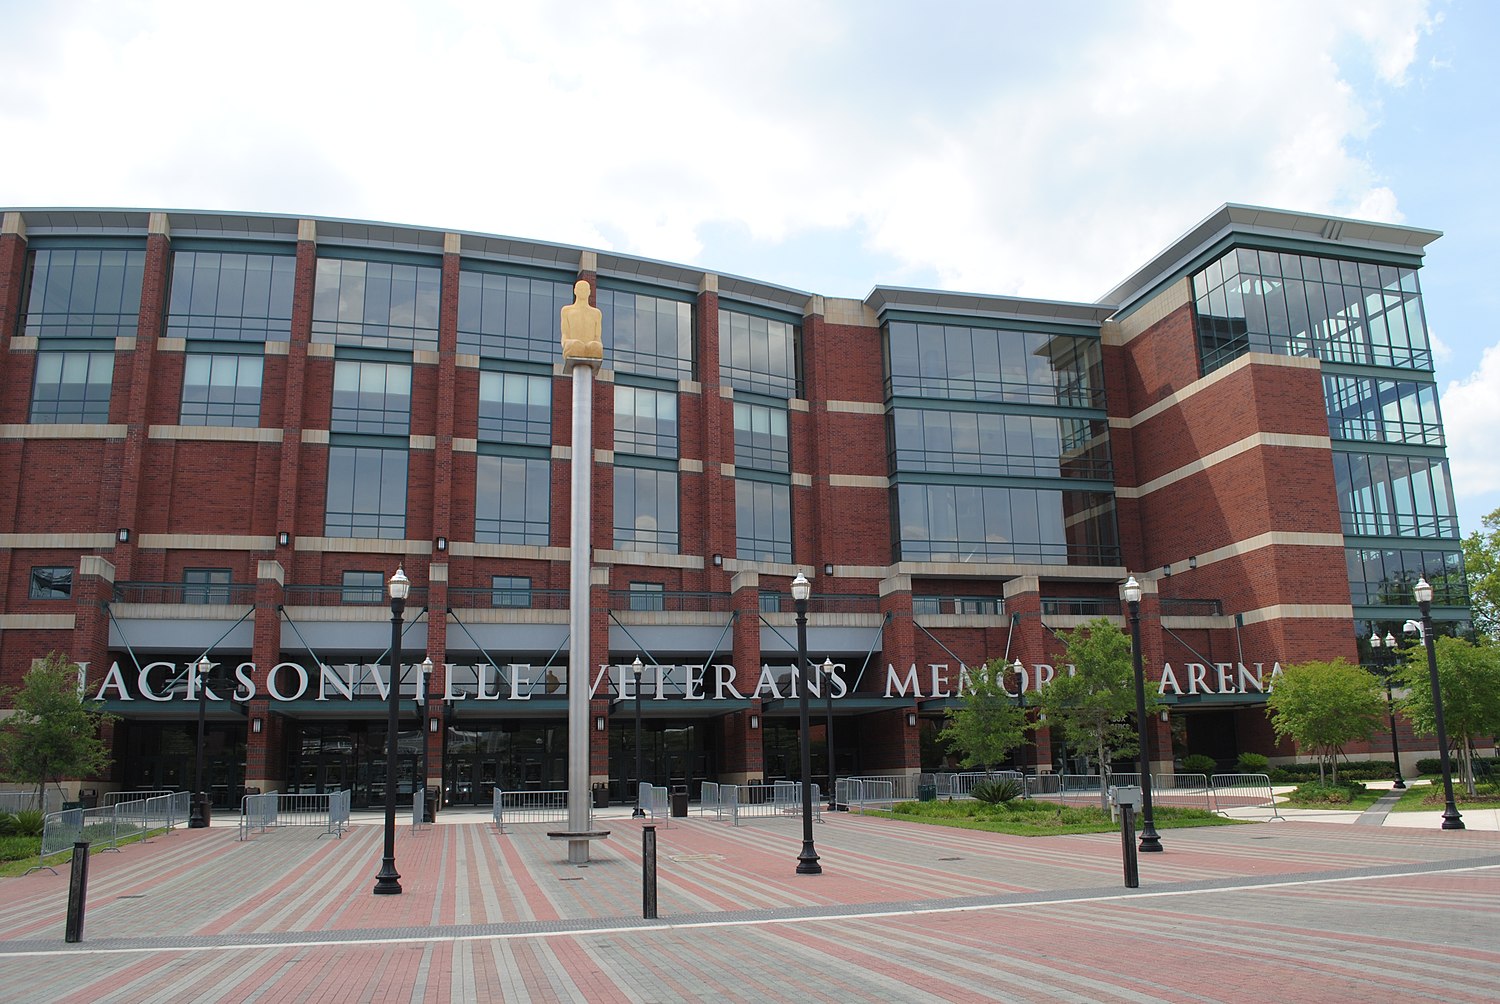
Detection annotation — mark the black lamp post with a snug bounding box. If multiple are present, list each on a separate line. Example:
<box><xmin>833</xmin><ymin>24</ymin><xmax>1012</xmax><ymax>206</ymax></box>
<box><xmin>792</xmin><ymin>572</ymin><xmax>821</xmax><ymax>875</ymax></box>
<box><xmin>631</xmin><ymin>656</ymin><xmax>645</xmax><ymax>818</ymax></box>
<box><xmin>1369</xmin><ymin>631</ymin><xmax>1405</xmax><ymax>789</ymax></box>
<box><xmin>419</xmin><ymin>655</ymin><xmax>434</xmax><ymax>821</ymax></box>
<box><xmin>1123</xmin><ymin>576</ymin><xmax>1162</xmax><ymax>852</ymax></box>
<box><xmin>1412</xmin><ymin>577</ymin><xmax>1463</xmax><ymax>830</ymax></box>
<box><xmin>190</xmin><ymin>655</ymin><xmax>212</xmax><ymax>828</ymax></box>
<box><xmin>1012</xmin><ymin>657</ymin><xmax>1030</xmax><ymax>791</ymax></box>
<box><xmin>373</xmin><ymin>566</ymin><xmax>408</xmax><ymax>895</ymax></box>
<box><xmin>821</xmin><ymin>656</ymin><xmax>837</xmax><ymax>811</ymax></box>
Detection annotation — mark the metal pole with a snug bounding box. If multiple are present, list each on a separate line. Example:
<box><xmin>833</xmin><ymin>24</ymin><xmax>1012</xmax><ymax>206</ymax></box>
<box><xmin>374</xmin><ymin>585</ymin><xmax>404</xmax><ymax>894</ymax></box>
<box><xmin>1120</xmin><ymin>804</ymin><xmax>1139</xmax><ymax>888</ymax></box>
<box><xmin>65</xmin><ymin>841</ymin><xmax>90</xmax><ymax>942</ymax></box>
<box><xmin>191</xmin><ymin>659</ymin><xmax>208</xmax><ymax>828</ymax></box>
<box><xmin>642</xmin><ymin>825</ymin><xmax>658</xmax><ymax>919</ymax></box>
<box><xmin>823</xmin><ymin>661</ymin><xmax>836</xmax><ymax>811</ymax></box>
<box><xmin>794</xmin><ymin>587</ymin><xmax>821</xmax><ymax>875</ymax></box>
<box><xmin>1377</xmin><ymin>635</ymin><xmax>1405</xmax><ymax>789</ymax></box>
<box><xmin>1418</xmin><ymin>600</ymin><xmax>1464</xmax><ymax>829</ymax></box>
<box><xmin>1128</xmin><ymin>595</ymin><xmax>1162</xmax><ymax>852</ymax></box>
<box><xmin>632</xmin><ymin>659</ymin><xmax>645</xmax><ymax>818</ymax></box>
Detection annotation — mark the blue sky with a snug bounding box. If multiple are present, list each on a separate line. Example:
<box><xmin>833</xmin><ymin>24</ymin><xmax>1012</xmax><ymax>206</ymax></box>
<box><xmin>3</xmin><ymin>0</ymin><xmax>1496</xmax><ymax>534</ymax></box>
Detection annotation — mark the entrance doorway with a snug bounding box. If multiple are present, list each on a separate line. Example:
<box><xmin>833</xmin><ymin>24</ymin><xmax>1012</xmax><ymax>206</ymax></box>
<box><xmin>442</xmin><ymin>724</ymin><xmax>566</xmax><ymax>804</ymax></box>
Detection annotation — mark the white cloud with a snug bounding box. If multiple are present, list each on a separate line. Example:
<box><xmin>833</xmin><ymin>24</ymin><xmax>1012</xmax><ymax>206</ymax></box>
<box><xmin>1441</xmin><ymin>339</ymin><xmax>1500</xmax><ymax>531</ymax></box>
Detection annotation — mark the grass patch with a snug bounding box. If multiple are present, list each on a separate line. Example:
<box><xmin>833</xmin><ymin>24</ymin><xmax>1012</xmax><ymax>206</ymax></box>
<box><xmin>0</xmin><ymin>827</ymin><xmax>168</xmax><ymax>878</ymax></box>
<box><xmin>1279</xmin><ymin>780</ymin><xmax>1383</xmax><ymax>810</ymax></box>
<box><xmin>1390</xmin><ymin>780</ymin><xmax>1500</xmax><ymax>812</ymax></box>
<box><xmin>877</xmin><ymin>798</ymin><xmax>1239</xmax><ymax>836</ymax></box>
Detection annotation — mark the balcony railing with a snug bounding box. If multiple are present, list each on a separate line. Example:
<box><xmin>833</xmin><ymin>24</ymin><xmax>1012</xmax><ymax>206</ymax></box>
<box><xmin>1041</xmin><ymin>597</ymin><xmax>1121</xmax><ymax>617</ymax></box>
<box><xmin>112</xmin><ymin>582</ymin><xmax>258</xmax><ymax>605</ymax></box>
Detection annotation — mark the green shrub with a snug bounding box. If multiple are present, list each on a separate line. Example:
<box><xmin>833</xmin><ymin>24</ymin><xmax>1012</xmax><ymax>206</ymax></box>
<box><xmin>970</xmin><ymin>778</ymin><xmax>1023</xmax><ymax>803</ymax></box>
<box><xmin>1180</xmin><ymin>754</ymin><xmax>1217</xmax><ymax>775</ymax></box>
<box><xmin>1270</xmin><ymin>760</ymin><xmax>1396</xmax><ymax>782</ymax></box>
<box><xmin>0</xmin><ymin>810</ymin><xmax>44</xmax><ymax>837</ymax></box>
<box><xmin>1289</xmin><ymin>780</ymin><xmax>1367</xmax><ymax>805</ymax></box>
<box><xmin>1236</xmin><ymin>752</ymin><xmax>1269</xmax><ymax>773</ymax></box>
<box><xmin>0</xmin><ymin>835</ymin><xmax>40</xmax><ymax>862</ymax></box>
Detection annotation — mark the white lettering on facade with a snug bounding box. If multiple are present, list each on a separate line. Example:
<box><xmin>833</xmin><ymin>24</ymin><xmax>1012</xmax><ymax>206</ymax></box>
<box><xmin>885</xmin><ymin>663</ymin><xmax>921</xmax><ymax>698</ymax></box>
<box><xmin>755</xmin><ymin>664</ymin><xmax>785</xmax><ymax>700</ymax></box>
<box><xmin>715</xmin><ymin>664</ymin><xmax>744</xmax><ymax>700</ymax></box>
<box><xmin>928</xmin><ymin>664</ymin><xmax>952</xmax><ymax>699</ymax></box>
<box><xmin>266</xmin><ymin>662</ymin><xmax>310</xmax><ymax>702</ymax></box>
<box><xmin>94</xmin><ymin>662</ymin><xmax>130</xmax><ymax>701</ymax></box>
<box><xmin>319</xmin><ymin>663</ymin><xmax>354</xmax><ymax>701</ymax></box>
<box><xmin>233</xmin><ymin>663</ymin><xmax>256</xmax><ymax>701</ymax></box>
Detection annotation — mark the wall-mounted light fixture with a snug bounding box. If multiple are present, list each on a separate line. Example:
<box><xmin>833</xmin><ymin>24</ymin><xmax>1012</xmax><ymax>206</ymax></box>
<box><xmin>906</xmin><ymin>712</ymin><xmax>917</xmax><ymax>728</ymax></box>
<box><xmin>712</xmin><ymin>553</ymin><xmax>722</xmax><ymax>567</ymax></box>
<box><xmin>1188</xmin><ymin>556</ymin><xmax>1198</xmax><ymax>570</ymax></box>
<box><xmin>750</xmin><ymin>714</ymin><xmax>760</xmax><ymax>730</ymax></box>
<box><xmin>823</xmin><ymin>563</ymin><xmax>834</xmax><ymax>576</ymax></box>
<box><xmin>429</xmin><ymin>716</ymin><xmax>441</xmax><ymax>733</ymax></box>
<box><xmin>436</xmin><ymin>536</ymin><xmax>447</xmax><ymax>552</ymax></box>
<box><xmin>277</xmin><ymin>531</ymin><xmax>290</xmax><ymax>547</ymax></box>
<box><xmin>252</xmin><ymin>718</ymin><xmax>263</xmax><ymax>734</ymax></box>
<box><xmin>595</xmin><ymin>716</ymin><xmax>606</xmax><ymax>732</ymax></box>
<box><xmin>117</xmin><ymin>528</ymin><xmax>130</xmax><ymax>543</ymax></box>
<box><xmin>1162</xmin><ymin>564</ymin><xmax>1171</xmax><ymax>577</ymax></box>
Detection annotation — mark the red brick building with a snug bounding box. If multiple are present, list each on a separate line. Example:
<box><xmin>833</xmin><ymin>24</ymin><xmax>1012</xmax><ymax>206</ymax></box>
<box><xmin>0</xmin><ymin>206</ymin><xmax>1469</xmax><ymax>807</ymax></box>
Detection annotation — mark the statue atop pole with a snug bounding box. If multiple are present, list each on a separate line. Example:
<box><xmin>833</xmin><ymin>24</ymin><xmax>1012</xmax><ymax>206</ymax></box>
<box><xmin>562</xmin><ymin>277</ymin><xmax>604</xmax><ymax>864</ymax></box>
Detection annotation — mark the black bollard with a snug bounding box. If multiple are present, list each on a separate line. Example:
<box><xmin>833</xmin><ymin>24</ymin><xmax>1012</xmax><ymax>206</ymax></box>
<box><xmin>642</xmin><ymin>825</ymin><xmax>658</xmax><ymax>920</ymax></box>
<box><xmin>65</xmin><ymin>841</ymin><xmax>91</xmax><ymax>943</ymax></box>
<box><xmin>1120</xmin><ymin>804</ymin><xmax>1139</xmax><ymax>889</ymax></box>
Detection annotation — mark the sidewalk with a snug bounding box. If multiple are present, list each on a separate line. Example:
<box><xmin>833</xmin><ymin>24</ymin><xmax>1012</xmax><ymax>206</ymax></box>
<box><xmin>3</xmin><ymin>808</ymin><xmax>1498</xmax><ymax>1002</ymax></box>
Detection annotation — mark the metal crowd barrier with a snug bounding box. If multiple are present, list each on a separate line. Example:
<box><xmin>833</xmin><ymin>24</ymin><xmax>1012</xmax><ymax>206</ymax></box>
<box><xmin>237</xmin><ymin>790</ymin><xmax>350</xmax><ymax>841</ymax></box>
<box><xmin>721</xmin><ymin>783</ymin><xmax>822</xmax><ymax>825</ymax></box>
<box><xmin>948</xmin><ymin>771</ymin><xmax>1024</xmax><ymax>797</ymax></box>
<box><xmin>1</xmin><ymin>789</ymin><xmax>65</xmax><ymax>815</ymax></box>
<box><xmin>492</xmin><ymin>789</ymin><xmax>579</xmax><ymax>834</ymax></box>
<box><xmin>638</xmin><ymin>783</ymin><xmax>670</xmax><ymax>826</ymax></box>
<box><xmin>839</xmin><ymin>777</ymin><xmax>895</xmax><ymax>810</ymax></box>
<box><xmin>104</xmin><ymin>789</ymin><xmax>175</xmax><ymax>808</ymax></box>
<box><xmin>411</xmin><ymin>788</ymin><xmax>427</xmax><ymax>832</ymax></box>
<box><xmin>32</xmin><ymin>792</ymin><xmax>193</xmax><ymax>874</ymax></box>
<box><xmin>1150</xmin><ymin>773</ymin><xmax>1213</xmax><ymax>812</ymax></box>
<box><xmin>1209</xmin><ymin>773</ymin><xmax>1284</xmax><ymax>820</ymax></box>
<box><xmin>698</xmin><ymin>781</ymin><xmax>723</xmax><ymax>818</ymax></box>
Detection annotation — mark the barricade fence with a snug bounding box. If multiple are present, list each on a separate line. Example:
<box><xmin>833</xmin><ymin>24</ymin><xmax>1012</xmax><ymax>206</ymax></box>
<box><xmin>104</xmin><ymin>790</ymin><xmax>175</xmax><ymax>808</ymax></box>
<box><xmin>492</xmin><ymin>789</ymin><xmax>584</xmax><ymax>833</ymax></box>
<box><xmin>1209</xmin><ymin>773</ymin><xmax>1284</xmax><ymax>819</ymax></box>
<box><xmin>723</xmin><ymin>783</ymin><xmax>821</xmax><ymax>826</ymax></box>
<box><xmin>1</xmin><ymin>789</ymin><xmax>65</xmax><ymax>815</ymax></box>
<box><xmin>32</xmin><ymin>791</ymin><xmax>193</xmax><ymax>873</ymax></box>
<box><xmin>839</xmin><ymin>771</ymin><xmax>1272</xmax><ymax>817</ymax></box>
<box><xmin>698</xmin><ymin>782</ymin><xmax>723</xmax><ymax>819</ymax></box>
<box><xmin>639</xmin><ymin>783</ymin><xmax>669</xmax><ymax>826</ymax></box>
<box><xmin>237</xmin><ymin>791</ymin><xmax>350</xmax><ymax>841</ymax></box>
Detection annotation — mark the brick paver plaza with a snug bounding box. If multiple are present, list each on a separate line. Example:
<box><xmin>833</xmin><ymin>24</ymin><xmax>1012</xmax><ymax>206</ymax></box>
<box><xmin>1</xmin><ymin>806</ymin><xmax>1498</xmax><ymax>1002</ymax></box>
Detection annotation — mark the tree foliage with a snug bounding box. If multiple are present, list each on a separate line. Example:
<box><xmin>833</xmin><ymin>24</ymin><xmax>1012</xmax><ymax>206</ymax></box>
<box><xmin>1395</xmin><ymin>635</ymin><xmax>1500</xmax><ymax>796</ymax></box>
<box><xmin>1462</xmin><ymin>506</ymin><xmax>1500</xmax><ymax>641</ymax></box>
<box><xmin>938</xmin><ymin>658</ymin><xmax>1029</xmax><ymax>770</ymax></box>
<box><xmin>1036</xmin><ymin>618</ymin><xmax>1159</xmax><ymax>798</ymax></box>
<box><xmin>0</xmin><ymin>652</ymin><xmax>114</xmax><ymax>807</ymax></box>
<box><xmin>1264</xmin><ymin>658</ymin><xmax>1383</xmax><ymax>784</ymax></box>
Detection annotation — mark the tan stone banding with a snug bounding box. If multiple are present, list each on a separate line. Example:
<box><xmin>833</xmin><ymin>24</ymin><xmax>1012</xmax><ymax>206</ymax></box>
<box><xmin>428</xmin><ymin>562</ymin><xmax>448</xmax><ymax>582</ymax></box>
<box><xmin>880</xmin><ymin>574</ymin><xmax>912</xmax><ymax>597</ymax></box>
<box><xmin>2</xmin><ymin>211</ymin><xmax>26</xmax><ymax>238</ymax></box>
<box><xmin>761</xmin><ymin>611</ymin><xmax>884</xmax><ymax>629</ymax></box>
<box><xmin>680</xmin><ymin>379</ymin><xmax>702</xmax><ymax>395</ymax></box>
<box><xmin>9</xmin><ymin>336</ymin><xmax>38</xmax><ymax>351</ymax></box>
<box><xmin>719</xmin><ymin>386</ymin><xmax>734</xmax><ymax>400</ymax></box>
<box><xmin>148</xmin><ymin>212</ymin><xmax>171</xmax><ymax>237</ymax></box>
<box><xmin>265</xmin><ymin>342</ymin><xmax>289</xmax><ymax>356</ymax></box>
<box><xmin>679</xmin><ymin>458</ymin><xmax>703</xmax><ymax>473</ymax></box>
<box><xmin>148</xmin><ymin>425</ymin><xmax>284</xmax><ymax>443</ymax></box>
<box><xmin>826</xmin><ymin>400</ymin><xmax>885</xmax><ymax>415</ymax></box>
<box><xmin>413</xmin><ymin>349</ymin><xmax>439</xmax><ymax>366</ymax></box>
<box><xmin>789</xmin><ymin>398</ymin><xmax>809</xmax><ymax>413</ymax></box>
<box><xmin>1043</xmin><ymin>614</ymin><xmax>1127</xmax><ymax>629</ymax></box>
<box><xmin>0</xmin><ymin>533</ymin><xmax>116</xmax><ymax>549</ymax></box>
<box><xmin>298</xmin><ymin>219</ymin><xmax>317</xmax><ymax>243</ymax></box>
<box><xmin>116</xmin><ymin>337</ymin><xmax>136</xmax><ymax>351</ymax></box>
<box><xmin>828</xmin><ymin>474</ymin><xmax>889</xmax><ymax>489</ymax></box>
<box><xmin>293</xmin><ymin>537</ymin><xmax>433</xmax><ymax>555</ymax></box>
<box><xmin>452</xmin><ymin>542</ymin><xmax>569</xmax><ymax>561</ymax></box>
<box><xmin>439</xmin><ymin>608</ymin><xmax>569</xmax><ymax>626</ymax></box>
<box><xmin>698</xmin><ymin>273</ymin><xmax>718</xmax><ymax>294</ymax></box>
<box><xmin>0</xmin><ymin>424</ymin><xmax>127</xmax><ymax>440</ymax></box>
<box><xmin>1111</xmin><ymin>277</ymin><xmax>1190</xmax><ymax>344</ymax></box>
<box><xmin>410</xmin><ymin>435</ymin><xmax>435</xmax><ymax>450</ymax></box>
<box><xmin>1116</xmin><ymin>432</ymin><xmax>1331</xmax><ymax>499</ymax></box>
<box><xmin>1003</xmin><ymin>576</ymin><xmax>1040</xmax><ymax>599</ymax></box>
<box><xmin>258</xmin><ymin>560</ymin><xmax>284</xmax><ymax>584</ymax></box>
<box><xmin>79</xmin><ymin>555</ymin><xmax>115</xmax><ymax>581</ymax></box>
<box><xmin>579</xmin><ymin>250</ymin><xmax>597</xmax><ymax>273</ymax></box>
<box><xmin>805</xmin><ymin>294</ymin><xmax>824</xmax><ymax>317</ymax></box>
<box><xmin>302</xmin><ymin>429</ymin><xmax>330</xmax><ymax>444</ymax></box>
<box><xmin>719</xmin><ymin>558</ymin><xmax>805</xmax><ymax>577</ymax></box>
<box><xmin>894</xmin><ymin>561</ymin><xmax>1129</xmax><ymax>580</ymax></box>
<box><xmin>823</xmin><ymin>297</ymin><xmax>877</xmax><ymax>327</ymax></box>
<box><xmin>0</xmin><ymin>614</ymin><xmax>76</xmax><ymax>630</ymax></box>
<box><xmin>551</xmin><ymin>445</ymin><xmax>571</xmax><ymax>460</ymax></box>
<box><xmin>596</xmin><ymin>549</ymin><xmax>704</xmax><ymax>570</ymax></box>
<box><xmin>1236</xmin><ymin>604</ymin><xmax>1355</xmax><ymax>625</ymax></box>
<box><xmin>138</xmin><ymin>534</ymin><xmax>277</xmax><ymax>550</ymax></box>
<box><xmin>791</xmin><ymin>472</ymin><xmax>812</xmax><ymax>487</ymax></box>
<box><xmin>731</xmin><ymin>570</ymin><xmax>760</xmax><ymax>592</ymax></box>
<box><xmin>308</xmin><ymin>343</ymin><xmax>335</xmax><ymax>358</ymax></box>
<box><xmin>590</xmin><ymin>566</ymin><xmax>610</xmax><ymax>586</ymax></box>
<box><xmin>594</xmin><ymin>449</ymin><xmax>614</xmax><ymax>464</ymax></box>
<box><xmin>719</xmin><ymin>462</ymin><xmax>735</xmax><ymax>477</ymax></box>
<box><xmin>824</xmin><ymin>564</ymin><xmax>885</xmax><ymax>579</ymax></box>
<box><xmin>443</xmin><ymin>233</ymin><xmax>461</xmax><ymax>255</ymax></box>
<box><xmin>456</xmin><ymin>354</ymin><xmax>480</xmax><ymax>369</ymax></box>
<box><xmin>915</xmin><ymin>614</ymin><xmax>1017</xmax><ymax>628</ymax></box>
<box><xmin>1111</xmin><ymin>352</ymin><xmax>1320</xmax><ymax>430</ymax></box>
<box><xmin>453</xmin><ymin>437</ymin><xmax>477</xmax><ymax>453</ymax></box>
<box><xmin>157</xmin><ymin>338</ymin><xmax>187</xmax><ymax>352</ymax></box>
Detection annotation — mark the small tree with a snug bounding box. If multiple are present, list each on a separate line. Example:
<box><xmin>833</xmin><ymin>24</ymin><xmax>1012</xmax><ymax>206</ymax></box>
<box><xmin>938</xmin><ymin>658</ymin><xmax>1029</xmax><ymax>770</ymax></box>
<box><xmin>0</xmin><ymin>652</ymin><xmax>114</xmax><ymax>808</ymax></box>
<box><xmin>1395</xmin><ymin>636</ymin><xmax>1500</xmax><ymax>796</ymax></box>
<box><xmin>1461</xmin><ymin>506</ymin><xmax>1500</xmax><ymax>641</ymax></box>
<box><xmin>1264</xmin><ymin>658</ymin><xmax>1383</xmax><ymax>784</ymax></box>
<box><xmin>1036</xmin><ymin>618</ymin><xmax>1157</xmax><ymax>805</ymax></box>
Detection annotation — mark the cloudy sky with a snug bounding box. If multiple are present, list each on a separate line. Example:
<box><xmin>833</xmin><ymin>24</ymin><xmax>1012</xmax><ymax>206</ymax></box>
<box><xmin>3</xmin><ymin>0</ymin><xmax>1497</xmax><ymax>534</ymax></box>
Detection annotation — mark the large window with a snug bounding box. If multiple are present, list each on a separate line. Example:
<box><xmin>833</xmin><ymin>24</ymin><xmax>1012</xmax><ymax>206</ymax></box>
<box><xmin>475</xmin><ymin>455</ymin><xmax>550</xmax><ymax>545</ymax></box>
<box><xmin>1346</xmin><ymin>546</ymin><xmax>1467</xmax><ymax>607</ymax></box>
<box><xmin>180</xmin><ymin>353</ymin><xmax>263</xmax><ymax>427</ymax></box>
<box><xmin>167</xmin><ymin>251</ymin><xmax>295</xmax><ymax>342</ymax></box>
<box><xmin>890</xmin><ymin>408</ymin><xmax>1111</xmax><ymax>479</ymax></box>
<box><xmin>341</xmin><ymin>570</ymin><xmax>385</xmax><ymax>605</ymax></box>
<box><xmin>1193</xmin><ymin>249</ymin><xmax>1431</xmax><ymax>374</ymax></box>
<box><xmin>1332</xmin><ymin>452</ymin><xmax>1458</xmax><ymax>539</ymax></box>
<box><xmin>324</xmin><ymin>446</ymin><xmax>408</xmax><ymax>539</ymax></box>
<box><xmin>733</xmin><ymin>400</ymin><xmax>790</xmax><ymax>472</ymax></box>
<box><xmin>628</xmin><ymin>582</ymin><xmax>665</xmax><ymax>611</ymax></box>
<box><xmin>29</xmin><ymin>566</ymin><xmax>73</xmax><ymax>600</ymax></box>
<box><xmin>895</xmin><ymin>483</ymin><xmax>1119</xmax><ymax>565</ymax></box>
<box><xmin>614</xmin><ymin>466</ymin><xmax>679</xmax><ymax>553</ymax></box>
<box><xmin>1324</xmin><ymin>374</ymin><xmax>1444</xmax><ymax>446</ymax></box>
<box><xmin>492</xmin><ymin>576</ymin><xmax>532</xmax><ymax>608</ymax></box>
<box><xmin>735</xmin><ymin>479</ymin><xmax>792</xmax><ymax>562</ymax></box>
<box><xmin>183</xmin><ymin>568</ymin><xmax>232</xmax><ymax>604</ymax></box>
<box><xmin>23</xmin><ymin>248</ymin><xmax>145</xmax><ymax>341</ymax></box>
<box><xmin>457</xmin><ymin>271</ymin><xmax>570</xmax><ymax>363</ymax></box>
<box><xmin>478</xmin><ymin>370</ymin><xmax>551</xmax><ymax>445</ymax></box>
<box><xmin>885</xmin><ymin>322</ymin><xmax>1103</xmax><ymax>408</ymax></box>
<box><xmin>313</xmin><ymin>258</ymin><xmax>440</xmax><ymax>351</ymax></box>
<box><xmin>719</xmin><ymin>309</ymin><xmax>798</xmax><ymax>397</ymax></box>
<box><xmin>30</xmin><ymin>349</ymin><xmax>114</xmax><ymax>423</ymax></box>
<box><xmin>615</xmin><ymin>385</ymin><xmax>678</xmax><ymax>459</ymax></box>
<box><xmin>331</xmin><ymin>359</ymin><xmax>411</xmax><ymax>436</ymax></box>
<box><xmin>599</xmin><ymin>289</ymin><xmax>693</xmax><ymax>380</ymax></box>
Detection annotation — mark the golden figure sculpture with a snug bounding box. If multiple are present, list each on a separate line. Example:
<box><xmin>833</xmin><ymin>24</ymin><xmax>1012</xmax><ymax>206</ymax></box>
<box><xmin>560</xmin><ymin>278</ymin><xmax>603</xmax><ymax>363</ymax></box>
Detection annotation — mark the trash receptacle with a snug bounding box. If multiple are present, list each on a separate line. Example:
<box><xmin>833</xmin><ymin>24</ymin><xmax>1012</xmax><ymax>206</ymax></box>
<box><xmin>917</xmin><ymin>783</ymin><xmax>937</xmax><ymax>802</ymax></box>
<box><xmin>79</xmin><ymin>789</ymin><xmax>98</xmax><ymax>809</ymax></box>
<box><xmin>192</xmin><ymin>793</ymin><xmax>212</xmax><ymax>828</ymax></box>
<box><xmin>592</xmin><ymin>784</ymin><xmax>609</xmax><ymax>809</ymax></box>
<box><xmin>425</xmin><ymin>787</ymin><xmax>440</xmax><ymax>822</ymax></box>
<box><xmin>670</xmin><ymin>785</ymin><xmax>689</xmax><ymax>817</ymax></box>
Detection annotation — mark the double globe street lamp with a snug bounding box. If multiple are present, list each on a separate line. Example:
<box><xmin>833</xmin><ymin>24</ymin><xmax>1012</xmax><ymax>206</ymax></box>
<box><xmin>1368</xmin><ymin>630</ymin><xmax>1405</xmax><ymax>789</ymax></box>
<box><xmin>631</xmin><ymin>656</ymin><xmax>646</xmax><ymax>818</ymax></box>
<box><xmin>1122</xmin><ymin>576</ymin><xmax>1162</xmax><ymax>852</ymax></box>
<box><xmin>791</xmin><ymin>572</ymin><xmax>821</xmax><ymax>875</ymax></box>
<box><xmin>1410</xmin><ymin>576</ymin><xmax>1463</xmax><ymax>830</ymax></box>
<box><xmin>373</xmin><ymin>567</ymin><xmax>409</xmax><ymax>895</ymax></box>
